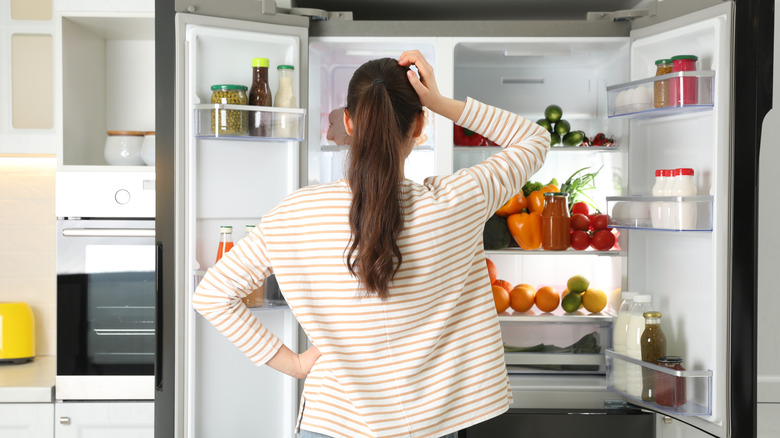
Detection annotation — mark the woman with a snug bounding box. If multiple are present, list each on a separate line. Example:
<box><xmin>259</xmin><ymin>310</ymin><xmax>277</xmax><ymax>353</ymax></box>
<box><xmin>193</xmin><ymin>50</ymin><xmax>550</xmax><ymax>438</ymax></box>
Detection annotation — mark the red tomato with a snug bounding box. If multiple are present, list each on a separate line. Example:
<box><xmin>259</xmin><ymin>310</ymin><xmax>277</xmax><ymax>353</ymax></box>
<box><xmin>570</xmin><ymin>230</ymin><xmax>591</xmax><ymax>250</ymax></box>
<box><xmin>569</xmin><ymin>213</ymin><xmax>590</xmax><ymax>231</ymax></box>
<box><xmin>590</xmin><ymin>229</ymin><xmax>616</xmax><ymax>251</ymax></box>
<box><xmin>571</xmin><ymin>202</ymin><xmax>589</xmax><ymax>216</ymax></box>
<box><xmin>590</xmin><ymin>213</ymin><xmax>610</xmax><ymax>231</ymax></box>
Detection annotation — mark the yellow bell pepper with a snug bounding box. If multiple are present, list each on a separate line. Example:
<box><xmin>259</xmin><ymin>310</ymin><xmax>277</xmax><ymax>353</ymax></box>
<box><xmin>507</xmin><ymin>211</ymin><xmax>542</xmax><ymax>250</ymax></box>
<box><xmin>527</xmin><ymin>190</ymin><xmax>546</xmax><ymax>215</ymax></box>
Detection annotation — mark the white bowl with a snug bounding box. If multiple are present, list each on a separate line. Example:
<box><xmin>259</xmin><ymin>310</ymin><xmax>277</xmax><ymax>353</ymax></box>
<box><xmin>104</xmin><ymin>131</ymin><xmax>145</xmax><ymax>165</ymax></box>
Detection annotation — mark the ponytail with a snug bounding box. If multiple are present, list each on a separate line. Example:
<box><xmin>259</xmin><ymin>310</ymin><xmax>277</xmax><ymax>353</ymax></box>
<box><xmin>345</xmin><ymin>58</ymin><xmax>422</xmax><ymax>299</ymax></box>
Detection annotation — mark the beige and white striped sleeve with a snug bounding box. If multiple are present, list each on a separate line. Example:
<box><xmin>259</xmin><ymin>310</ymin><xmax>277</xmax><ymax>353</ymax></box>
<box><xmin>456</xmin><ymin>97</ymin><xmax>550</xmax><ymax>220</ymax></box>
<box><xmin>192</xmin><ymin>226</ymin><xmax>283</xmax><ymax>365</ymax></box>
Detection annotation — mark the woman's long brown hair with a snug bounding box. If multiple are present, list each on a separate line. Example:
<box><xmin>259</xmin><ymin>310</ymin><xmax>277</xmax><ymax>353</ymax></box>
<box><xmin>345</xmin><ymin>58</ymin><xmax>422</xmax><ymax>299</ymax></box>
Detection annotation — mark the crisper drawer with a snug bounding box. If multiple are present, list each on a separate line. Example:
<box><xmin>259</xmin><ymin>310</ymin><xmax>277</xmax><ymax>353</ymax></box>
<box><xmin>500</xmin><ymin>312</ymin><xmax>613</xmax><ymax>374</ymax></box>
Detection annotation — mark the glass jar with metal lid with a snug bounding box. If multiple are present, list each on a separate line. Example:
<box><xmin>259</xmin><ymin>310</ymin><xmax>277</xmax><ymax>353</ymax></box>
<box><xmin>210</xmin><ymin>84</ymin><xmax>248</xmax><ymax>135</ymax></box>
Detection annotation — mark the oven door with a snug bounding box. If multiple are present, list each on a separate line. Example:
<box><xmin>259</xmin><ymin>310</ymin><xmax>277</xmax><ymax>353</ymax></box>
<box><xmin>56</xmin><ymin>218</ymin><xmax>155</xmax><ymax>400</ymax></box>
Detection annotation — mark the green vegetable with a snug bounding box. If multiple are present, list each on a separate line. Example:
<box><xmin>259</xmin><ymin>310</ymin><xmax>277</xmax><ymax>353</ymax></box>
<box><xmin>483</xmin><ymin>214</ymin><xmax>511</xmax><ymax>250</ymax></box>
<box><xmin>504</xmin><ymin>332</ymin><xmax>602</xmax><ymax>371</ymax></box>
<box><xmin>522</xmin><ymin>178</ymin><xmax>559</xmax><ymax>197</ymax></box>
<box><xmin>560</xmin><ymin>166</ymin><xmax>602</xmax><ymax>212</ymax></box>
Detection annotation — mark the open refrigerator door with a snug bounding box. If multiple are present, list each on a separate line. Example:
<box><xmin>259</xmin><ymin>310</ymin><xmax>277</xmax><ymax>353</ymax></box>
<box><xmin>175</xmin><ymin>13</ymin><xmax>308</xmax><ymax>438</ymax></box>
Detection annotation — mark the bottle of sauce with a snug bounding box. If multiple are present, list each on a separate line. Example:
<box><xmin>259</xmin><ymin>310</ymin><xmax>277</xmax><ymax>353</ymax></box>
<box><xmin>671</xmin><ymin>168</ymin><xmax>697</xmax><ymax>229</ymax></box>
<box><xmin>273</xmin><ymin>65</ymin><xmax>298</xmax><ymax>139</ymax></box>
<box><xmin>625</xmin><ymin>294</ymin><xmax>652</xmax><ymax>398</ymax></box>
<box><xmin>669</xmin><ymin>55</ymin><xmax>699</xmax><ymax>106</ymax></box>
<box><xmin>215</xmin><ymin>225</ymin><xmax>234</xmax><ymax>264</ymax></box>
<box><xmin>640</xmin><ymin>311</ymin><xmax>667</xmax><ymax>402</ymax></box>
<box><xmin>541</xmin><ymin>192</ymin><xmax>570</xmax><ymax>251</ymax></box>
<box><xmin>612</xmin><ymin>291</ymin><xmax>638</xmax><ymax>392</ymax></box>
<box><xmin>653</xmin><ymin>59</ymin><xmax>673</xmax><ymax>108</ymax></box>
<box><xmin>655</xmin><ymin>356</ymin><xmax>687</xmax><ymax>407</ymax></box>
<box><xmin>650</xmin><ymin>169</ymin><xmax>666</xmax><ymax>228</ymax></box>
<box><xmin>248</xmin><ymin>57</ymin><xmax>272</xmax><ymax>137</ymax></box>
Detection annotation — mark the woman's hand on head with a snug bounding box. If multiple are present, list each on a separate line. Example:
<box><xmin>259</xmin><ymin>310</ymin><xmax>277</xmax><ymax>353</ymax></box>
<box><xmin>399</xmin><ymin>50</ymin><xmax>465</xmax><ymax>122</ymax></box>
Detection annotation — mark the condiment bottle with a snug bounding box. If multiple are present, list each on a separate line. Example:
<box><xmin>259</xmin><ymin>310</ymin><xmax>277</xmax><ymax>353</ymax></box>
<box><xmin>653</xmin><ymin>59</ymin><xmax>673</xmax><ymax>108</ymax></box>
<box><xmin>625</xmin><ymin>294</ymin><xmax>652</xmax><ymax>398</ymax></box>
<box><xmin>640</xmin><ymin>311</ymin><xmax>667</xmax><ymax>402</ymax></box>
<box><xmin>215</xmin><ymin>225</ymin><xmax>234</xmax><ymax>264</ymax></box>
<box><xmin>273</xmin><ymin>65</ymin><xmax>298</xmax><ymax>139</ymax></box>
<box><xmin>541</xmin><ymin>192</ymin><xmax>570</xmax><ymax>251</ymax></box>
<box><xmin>650</xmin><ymin>169</ymin><xmax>666</xmax><ymax>228</ymax></box>
<box><xmin>669</xmin><ymin>55</ymin><xmax>699</xmax><ymax>106</ymax></box>
<box><xmin>612</xmin><ymin>291</ymin><xmax>638</xmax><ymax>392</ymax></box>
<box><xmin>671</xmin><ymin>168</ymin><xmax>697</xmax><ymax>230</ymax></box>
<box><xmin>655</xmin><ymin>356</ymin><xmax>687</xmax><ymax>407</ymax></box>
<box><xmin>248</xmin><ymin>57</ymin><xmax>272</xmax><ymax>137</ymax></box>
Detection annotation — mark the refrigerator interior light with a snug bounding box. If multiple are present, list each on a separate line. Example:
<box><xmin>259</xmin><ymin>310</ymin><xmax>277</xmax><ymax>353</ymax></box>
<box><xmin>501</xmin><ymin>78</ymin><xmax>545</xmax><ymax>85</ymax></box>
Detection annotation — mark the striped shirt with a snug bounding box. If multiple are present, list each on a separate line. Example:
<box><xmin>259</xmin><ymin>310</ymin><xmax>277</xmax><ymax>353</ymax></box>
<box><xmin>193</xmin><ymin>97</ymin><xmax>550</xmax><ymax>438</ymax></box>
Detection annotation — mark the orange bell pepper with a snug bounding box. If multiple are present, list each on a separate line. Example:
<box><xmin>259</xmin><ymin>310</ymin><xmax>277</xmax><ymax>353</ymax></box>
<box><xmin>540</xmin><ymin>184</ymin><xmax>559</xmax><ymax>193</ymax></box>
<box><xmin>495</xmin><ymin>192</ymin><xmax>528</xmax><ymax>217</ymax></box>
<box><xmin>527</xmin><ymin>190</ymin><xmax>546</xmax><ymax>215</ymax></box>
<box><xmin>507</xmin><ymin>211</ymin><xmax>542</xmax><ymax>250</ymax></box>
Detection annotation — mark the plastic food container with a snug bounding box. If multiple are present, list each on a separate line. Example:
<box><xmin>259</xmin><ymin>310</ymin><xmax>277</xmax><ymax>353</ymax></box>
<box><xmin>104</xmin><ymin>131</ymin><xmax>145</xmax><ymax>165</ymax></box>
<box><xmin>210</xmin><ymin>84</ymin><xmax>248</xmax><ymax>135</ymax></box>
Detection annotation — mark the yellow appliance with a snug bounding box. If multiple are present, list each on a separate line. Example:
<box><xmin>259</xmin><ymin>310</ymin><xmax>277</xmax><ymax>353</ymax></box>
<box><xmin>0</xmin><ymin>302</ymin><xmax>35</xmax><ymax>363</ymax></box>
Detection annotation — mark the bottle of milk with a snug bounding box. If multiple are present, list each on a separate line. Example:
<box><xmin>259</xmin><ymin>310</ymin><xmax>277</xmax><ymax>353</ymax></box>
<box><xmin>612</xmin><ymin>291</ymin><xmax>638</xmax><ymax>391</ymax></box>
<box><xmin>661</xmin><ymin>169</ymin><xmax>675</xmax><ymax>229</ymax></box>
<box><xmin>650</xmin><ymin>170</ymin><xmax>666</xmax><ymax>228</ymax></box>
<box><xmin>625</xmin><ymin>294</ymin><xmax>652</xmax><ymax>398</ymax></box>
<box><xmin>671</xmin><ymin>168</ymin><xmax>697</xmax><ymax>229</ymax></box>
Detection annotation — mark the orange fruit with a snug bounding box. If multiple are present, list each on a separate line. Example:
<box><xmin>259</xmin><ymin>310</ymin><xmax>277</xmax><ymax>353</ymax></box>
<box><xmin>535</xmin><ymin>286</ymin><xmax>560</xmax><ymax>313</ymax></box>
<box><xmin>509</xmin><ymin>285</ymin><xmax>535</xmax><ymax>313</ymax></box>
<box><xmin>491</xmin><ymin>284</ymin><xmax>510</xmax><ymax>314</ymax></box>
<box><xmin>493</xmin><ymin>279</ymin><xmax>513</xmax><ymax>293</ymax></box>
<box><xmin>486</xmin><ymin>258</ymin><xmax>497</xmax><ymax>284</ymax></box>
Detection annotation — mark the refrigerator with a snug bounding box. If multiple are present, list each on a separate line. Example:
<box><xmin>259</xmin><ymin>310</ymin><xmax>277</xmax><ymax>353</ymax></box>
<box><xmin>154</xmin><ymin>0</ymin><xmax>769</xmax><ymax>437</ymax></box>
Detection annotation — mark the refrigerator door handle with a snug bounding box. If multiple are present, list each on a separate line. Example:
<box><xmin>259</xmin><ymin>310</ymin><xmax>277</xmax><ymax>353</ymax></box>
<box><xmin>155</xmin><ymin>241</ymin><xmax>163</xmax><ymax>391</ymax></box>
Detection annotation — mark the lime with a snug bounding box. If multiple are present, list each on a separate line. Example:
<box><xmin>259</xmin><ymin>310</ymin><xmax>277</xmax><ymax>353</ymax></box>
<box><xmin>562</xmin><ymin>130</ymin><xmax>585</xmax><ymax>147</ymax></box>
<box><xmin>567</xmin><ymin>275</ymin><xmax>590</xmax><ymax>293</ymax></box>
<box><xmin>554</xmin><ymin>120</ymin><xmax>571</xmax><ymax>137</ymax></box>
<box><xmin>536</xmin><ymin>119</ymin><xmax>553</xmax><ymax>132</ymax></box>
<box><xmin>550</xmin><ymin>132</ymin><xmax>562</xmax><ymax>147</ymax></box>
<box><xmin>562</xmin><ymin>291</ymin><xmax>583</xmax><ymax>313</ymax></box>
<box><xmin>544</xmin><ymin>104</ymin><xmax>563</xmax><ymax>123</ymax></box>
<box><xmin>582</xmin><ymin>288</ymin><xmax>607</xmax><ymax>313</ymax></box>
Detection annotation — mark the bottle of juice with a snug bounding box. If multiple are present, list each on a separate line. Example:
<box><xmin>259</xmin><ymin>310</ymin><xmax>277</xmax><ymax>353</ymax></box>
<box><xmin>612</xmin><ymin>291</ymin><xmax>638</xmax><ymax>391</ymax></box>
<box><xmin>215</xmin><ymin>226</ymin><xmax>234</xmax><ymax>263</ymax></box>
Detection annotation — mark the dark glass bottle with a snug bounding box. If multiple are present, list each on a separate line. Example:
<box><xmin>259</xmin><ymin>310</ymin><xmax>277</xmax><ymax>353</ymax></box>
<box><xmin>248</xmin><ymin>57</ymin><xmax>272</xmax><ymax>137</ymax></box>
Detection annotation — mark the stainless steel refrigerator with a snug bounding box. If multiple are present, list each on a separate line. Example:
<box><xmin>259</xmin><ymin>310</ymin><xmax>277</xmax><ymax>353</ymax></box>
<box><xmin>154</xmin><ymin>0</ymin><xmax>769</xmax><ymax>436</ymax></box>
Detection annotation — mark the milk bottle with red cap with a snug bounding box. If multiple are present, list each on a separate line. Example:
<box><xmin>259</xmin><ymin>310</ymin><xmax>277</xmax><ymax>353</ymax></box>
<box><xmin>651</xmin><ymin>170</ymin><xmax>666</xmax><ymax>228</ymax></box>
<box><xmin>660</xmin><ymin>169</ymin><xmax>675</xmax><ymax>229</ymax></box>
<box><xmin>671</xmin><ymin>168</ymin><xmax>697</xmax><ymax>229</ymax></box>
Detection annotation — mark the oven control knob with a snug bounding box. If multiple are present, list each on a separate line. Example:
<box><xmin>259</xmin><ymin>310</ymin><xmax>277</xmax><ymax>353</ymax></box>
<box><xmin>115</xmin><ymin>189</ymin><xmax>131</xmax><ymax>205</ymax></box>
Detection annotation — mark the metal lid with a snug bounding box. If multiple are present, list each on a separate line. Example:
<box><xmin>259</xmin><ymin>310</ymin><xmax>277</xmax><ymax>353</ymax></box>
<box><xmin>543</xmin><ymin>192</ymin><xmax>568</xmax><ymax>197</ymax></box>
<box><xmin>210</xmin><ymin>84</ymin><xmax>247</xmax><ymax>91</ymax></box>
<box><xmin>643</xmin><ymin>311</ymin><xmax>662</xmax><ymax>318</ymax></box>
<box><xmin>654</xmin><ymin>59</ymin><xmax>673</xmax><ymax>64</ymax></box>
<box><xmin>658</xmin><ymin>355</ymin><xmax>683</xmax><ymax>364</ymax></box>
<box><xmin>671</xmin><ymin>55</ymin><xmax>698</xmax><ymax>61</ymax></box>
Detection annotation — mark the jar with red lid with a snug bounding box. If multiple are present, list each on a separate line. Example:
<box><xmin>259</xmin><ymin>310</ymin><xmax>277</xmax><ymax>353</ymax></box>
<box><xmin>654</xmin><ymin>355</ymin><xmax>687</xmax><ymax>407</ymax></box>
<box><xmin>669</xmin><ymin>55</ymin><xmax>699</xmax><ymax>106</ymax></box>
<box><xmin>541</xmin><ymin>192</ymin><xmax>570</xmax><ymax>251</ymax></box>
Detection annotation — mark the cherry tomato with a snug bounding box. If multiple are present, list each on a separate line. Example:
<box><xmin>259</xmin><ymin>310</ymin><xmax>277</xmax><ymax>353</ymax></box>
<box><xmin>570</xmin><ymin>230</ymin><xmax>591</xmax><ymax>250</ymax></box>
<box><xmin>569</xmin><ymin>213</ymin><xmax>590</xmax><ymax>231</ymax></box>
<box><xmin>590</xmin><ymin>229</ymin><xmax>616</xmax><ymax>251</ymax></box>
<box><xmin>571</xmin><ymin>202</ymin><xmax>589</xmax><ymax>216</ymax></box>
<box><xmin>590</xmin><ymin>213</ymin><xmax>610</xmax><ymax>231</ymax></box>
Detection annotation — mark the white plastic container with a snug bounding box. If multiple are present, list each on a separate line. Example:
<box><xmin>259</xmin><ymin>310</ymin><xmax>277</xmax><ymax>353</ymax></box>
<box><xmin>141</xmin><ymin>131</ymin><xmax>155</xmax><ymax>166</ymax></box>
<box><xmin>650</xmin><ymin>169</ymin><xmax>666</xmax><ymax>228</ymax></box>
<box><xmin>660</xmin><ymin>169</ymin><xmax>675</xmax><ymax>228</ymax></box>
<box><xmin>612</xmin><ymin>291</ymin><xmax>638</xmax><ymax>391</ymax></box>
<box><xmin>671</xmin><ymin>168</ymin><xmax>697</xmax><ymax>229</ymax></box>
<box><xmin>625</xmin><ymin>294</ymin><xmax>652</xmax><ymax>398</ymax></box>
<box><xmin>104</xmin><ymin>131</ymin><xmax>145</xmax><ymax>165</ymax></box>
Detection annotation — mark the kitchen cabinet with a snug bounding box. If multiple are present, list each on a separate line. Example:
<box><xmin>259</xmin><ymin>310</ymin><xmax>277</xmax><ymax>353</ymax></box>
<box><xmin>0</xmin><ymin>0</ymin><xmax>57</xmax><ymax>155</ymax></box>
<box><xmin>54</xmin><ymin>0</ymin><xmax>154</xmax><ymax>170</ymax></box>
<box><xmin>54</xmin><ymin>402</ymin><xmax>153</xmax><ymax>438</ymax></box>
<box><xmin>0</xmin><ymin>403</ymin><xmax>55</xmax><ymax>438</ymax></box>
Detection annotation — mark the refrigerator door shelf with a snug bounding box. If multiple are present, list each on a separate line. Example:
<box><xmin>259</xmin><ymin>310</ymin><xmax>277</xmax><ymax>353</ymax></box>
<box><xmin>605</xmin><ymin>350</ymin><xmax>713</xmax><ymax>417</ymax></box>
<box><xmin>194</xmin><ymin>104</ymin><xmax>306</xmax><ymax>141</ymax></box>
<box><xmin>486</xmin><ymin>247</ymin><xmax>621</xmax><ymax>256</ymax></box>
<box><xmin>607</xmin><ymin>71</ymin><xmax>715</xmax><ymax>118</ymax></box>
<box><xmin>607</xmin><ymin>195</ymin><xmax>714</xmax><ymax>231</ymax></box>
<box><xmin>455</xmin><ymin>145</ymin><xmax>622</xmax><ymax>153</ymax></box>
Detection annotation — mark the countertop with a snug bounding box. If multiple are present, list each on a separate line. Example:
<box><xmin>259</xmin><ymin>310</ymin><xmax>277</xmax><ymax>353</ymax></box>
<box><xmin>0</xmin><ymin>356</ymin><xmax>55</xmax><ymax>403</ymax></box>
